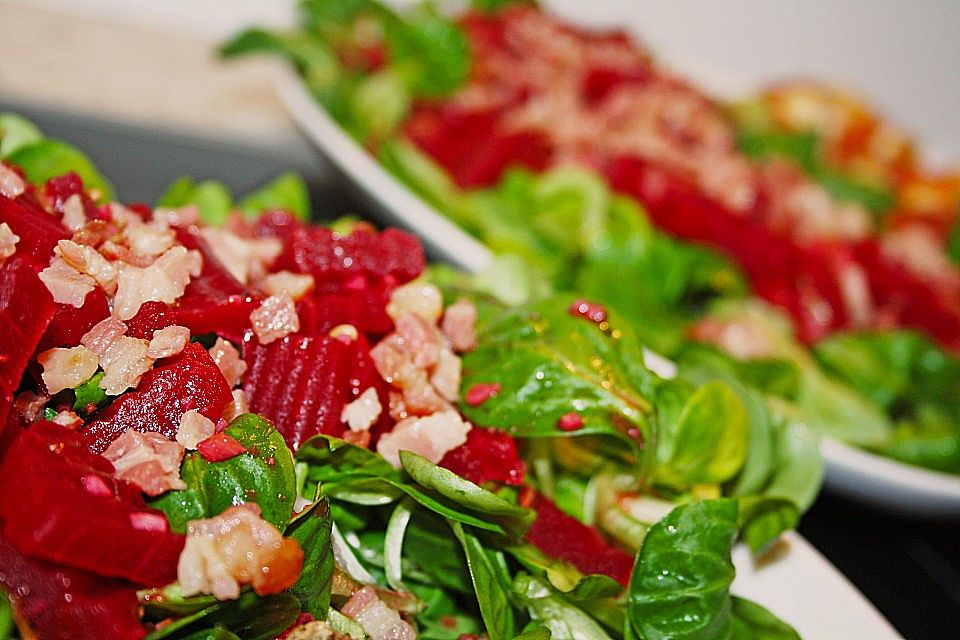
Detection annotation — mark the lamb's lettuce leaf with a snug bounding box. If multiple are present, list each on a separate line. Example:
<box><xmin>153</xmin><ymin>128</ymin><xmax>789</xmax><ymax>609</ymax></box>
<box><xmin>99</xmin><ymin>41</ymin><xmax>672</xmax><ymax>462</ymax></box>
<box><xmin>7</xmin><ymin>139</ymin><xmax>114</xmax><ymax>201</ymax></box>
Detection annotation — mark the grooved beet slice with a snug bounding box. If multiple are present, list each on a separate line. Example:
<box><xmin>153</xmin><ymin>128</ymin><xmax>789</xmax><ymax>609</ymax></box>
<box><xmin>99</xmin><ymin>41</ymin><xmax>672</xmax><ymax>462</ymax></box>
<box><xmin>37</xmin><ymin>285</ymin><xmax>110</xmax><ymax>351</ymax></box>
<box><xmin>439</xmin><ymin>427</ymin><xmax>525</xmax><ymax>486</ymax></box>
<box><xmin>81</xmin><ymin>343</ymin><xmax>231</xmax><ymax>453</ymax></box>
<box><xmin>243</xmin><ymin>334</ymin><xmax>390</xmax><ymax>450</ymax></box>
<box><xmin>0</xmin><ymin>533</ymin><xmax>144</xmax><ymax>640</ymax></box>
<box><xmin>296</xmin><ymin>286</ymin><xmax>394</xmax><ymax>337</ymax></box>
<box><xmin>0</xmin><ymin>193</ymin><xmax>69</xmax><ymax>263</ymax></box>
<box><xmin>0</xmin><ymin>254</ymin><xmax>56</xmax><ymax>412</ymax></box>
<box><xmin>526</xmin><ymin>493</ymin><xmax>634</xmax><ymax>587</ymax></box>
<box><xmin>0</xmin><ymin>423</ymin><xmax>184</xmax><ymax>587</ymax></box>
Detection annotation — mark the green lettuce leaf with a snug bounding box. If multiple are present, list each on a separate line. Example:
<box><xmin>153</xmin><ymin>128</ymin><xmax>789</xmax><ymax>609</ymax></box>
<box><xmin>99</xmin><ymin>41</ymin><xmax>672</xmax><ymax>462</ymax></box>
<box><xmin>7</xmin><ymin>139</ymin><xmax>114</xmax><ymax>201</ymax></box>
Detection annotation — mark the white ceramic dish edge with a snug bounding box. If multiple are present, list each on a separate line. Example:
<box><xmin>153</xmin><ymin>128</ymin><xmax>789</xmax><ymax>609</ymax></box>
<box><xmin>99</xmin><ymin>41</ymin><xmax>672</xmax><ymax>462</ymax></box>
<box><xmin>276</xmin><ymin>64</ymin><xmax>903</xmax><ymax>640</ymax></box>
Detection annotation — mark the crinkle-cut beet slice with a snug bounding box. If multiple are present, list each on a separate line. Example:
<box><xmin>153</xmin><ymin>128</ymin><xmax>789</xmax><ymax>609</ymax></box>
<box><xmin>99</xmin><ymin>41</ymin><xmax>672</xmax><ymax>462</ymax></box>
<box><xmin>45</xmin><ymin>171</ymin><xmax>100</xmax><ymax>219</ymax></box>
<box><xmin>526</xmin><ymin>493</ymin><xmax>633</xmax><ymax>587</ymax></box>
<box><xmin>0</xmin><ymin>254</ymin><xmax>56</xmax><ymax>403</ymax></box>
<box><xmin>37</xmin><ymin>285</ymin><xmax>110</xmax><ymax>351</ymax></box>
<box><xmin>0</xmin><ymin>423</ymin><xmax>184</xmax><ymax>587</ymax></box>
<box><xmin>273</xmin><ymin>226</ymin><xmax>424</xmax><ymax>290</ymax></box>
<box><xmin>0</xmin><ymin>533</ymin><xmax>144</xmax><ymax>640</ymax></box>
<box><xmin>439</xmin><ymin>427</ymin><xmax>526</xmax><ymax>486</ymax></box>
<box><xmin>243</xmin><ymin>333</ymin><xmax>390</xmax><ymax>450</ymax></box>
<box><xmin>296</xmin><ymin>286</ymin><xmax>394</xmax><ymax>338</ymax></box>
<box><xmin>81</xmin><ymin>342</ymin><xmax>231</xmax><ymax>454</ymax></box>
<box><xmin>0</xmin><ymin>193</ymin><xmax>69</xmax><ymax>263</ymax></box>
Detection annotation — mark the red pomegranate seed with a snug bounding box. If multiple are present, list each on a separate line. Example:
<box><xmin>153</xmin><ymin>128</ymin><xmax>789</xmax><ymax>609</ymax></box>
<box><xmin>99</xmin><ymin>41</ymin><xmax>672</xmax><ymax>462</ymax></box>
<box><xmin>197</xmin><ymin>433</ymin><xmax>247</xmax><ymax>462</ymax></box>
<box><xmin>569</xmin><ymin>299</ymin><xmax>607</xmax><ymax>324</ymax></box>
<box><xmin>557</xmin><ymin>412</ymin><xmax>584</xmax><ymax>431</ymax></box>
<box><xmin>465</xmin><ymin>382</ymin><xmax>501</xmax><ymax>406</ymax></box>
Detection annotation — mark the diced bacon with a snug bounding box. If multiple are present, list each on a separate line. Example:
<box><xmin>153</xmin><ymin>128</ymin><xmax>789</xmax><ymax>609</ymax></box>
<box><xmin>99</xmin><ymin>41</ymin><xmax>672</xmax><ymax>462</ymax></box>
<box><xmin>147</xmin><ymin>325</ymin><xmax>190</xmax><ymax>359</ymax></box>
<box><xmin>37</xmin><ymin>345</ymin><xmax>99</xmax><ymax>394</ymax></box>
<box><xmin>199</xmin><ymin>227</ymin><xmax>282</xmax><ymax>285</ymax></box>
<box><xmin>282</xmin><ymin>620</ymin><xmax>336</xmax><ymax>640</ymax></box>
<box><xmin>56</xmin><ymin>239</ymin><xmax>118</xmax><ymax>292</ymax></box>
<box><xmin>429</xmin><ymin>348</ymin><xmax>461</xmax><ymax>402</ymax></box>
<box><xmin>0</xmin><ymin>222</ymin><xmax>19</xmax><ymax>262</ymax></box>
<box><xmin>208</xmin><ymin>338</ymin><xmax>247</xmax><ymax>387</ymax></box>
<box><xmin>222</xmin><ymin>389</ymin><xmax>249</xmax><ymax>422</ymax></box>
<box><xmin>50</xmin><ymin>409</ymin><xmax>83</xmax><ymax>429</ymax></box>
<box><xmin>881</xmin><ymin>224</ymin><xmax>960</xmax><ymax>291</ymax></box>
<box><xmin>176</xmin><ymin>409</ymin><xmax>216</xmax><ymax>449</ymax></box>
<box><xmin>341</xmin><ymin>387</ymin><xmax>382</xmax><ymax>432</ymax></box>
<box><xmin>13</xmin><ymin>391</ymin><xmax>48</xmax><ymax>422</ymax></box>
<box><xmin>394</xmin><ymin>314</ymin><xmax>442</xmax><ymax>369</ymax></box>
<box><xmin>341</xmin><ymin>586</ymin><xmax>416</xmax><ymax>640</ymax></box>
<box><xmin>0</xmin><ymin>163</ymin><xmax>26</xmax><ymax>199</ymax></box>
<box><xmin>71</xmin><ymin>219</ymin><xmax>112</xmax><ymax>248</ymax></box>
<box><xmin>688</xmin><ymin>310</ymin><xmax>781</xmax><ymax>361</ymax></box>
<box><xmin>376</xmin><ymin>409</ymin><xmax>471</xmax><ymax>468</ymax></box>
<box><xmin>153</xmin><ymin>205</ymin><xmax>200</xmax><ymax>228</ymax></box>
<box><xmin>108</xmin><ymin>203</ymin><xmax>144</xmax><ymax>227</ymax></box>
<box><xmin>39</xmin><ymin>256</ymin><xmax>96</xmax><ymax>307</ymax></box>
<box><xmin>177</xmin><ymin>504</ymin><xmax>304</xmax><ymax>600</ymax></box>
<box><xmin>386</xmin><ymin>282</ymin><xmax>444</xmax><ymax>323</ymax></box>
<box><xmin>61</xmin><ymin>193</ymin><xmax>88</xmax><ymax>231</ymax></box>
<box><xmin>103</xmin><ymin>428</ymin><xmax>186</xmax><ymax>496</ymax></box>
<box><xmin>113</xmin><ymin>246</ymin><xmax>203</xmax><ymax>320</ymax></box>
<box><xmin>262</xmin><ymin>270</ymin><xmax>315</xmax><ymax>301</ymax></box>
<box><xmin>441</xmin><ymin>299</ymin><xmax>478</xmax><ymax>352</ymax></box>
<box><xmin>250</xmin><ymin>294</ymin><xmax>300</xmax><ymax>344</ymax></box>
<box><xmin>370</xmin><ymin>333</ymin><xmax>449</xmax><ymax>415</ymax></box>
<box><xmin>122</xmin><ymin>219</ymin><xmax>175</xmax><ymax>258</ymax></box>
<box><xmin>81</xmin><ymin>318</ymin><xmax>155</xmax><ymax>395</ymax></box>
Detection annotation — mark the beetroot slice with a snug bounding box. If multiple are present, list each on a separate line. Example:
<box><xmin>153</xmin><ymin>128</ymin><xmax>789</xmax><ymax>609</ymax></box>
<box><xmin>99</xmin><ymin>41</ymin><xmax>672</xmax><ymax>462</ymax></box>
<box><xmin>243</xmin><ymin>334</ymin><xmax>390</xmax><ymax>450</ymax></box>
<box><xmin>0</xmin><ymin>254</ymin><xmax>57</xmax><ymax>409</ymax></box>
<box><xmin>0</xmin><ymin>423</ymin><xmax>184</xmax><ymax>587</ymax></box>
<box><xmin>0</xmin><ymin>533</ymin><xmax>144</xmax><ymax>640</ymax></box>
<box><xmin>439</xmin><ymin>427</ymin><xmax>525</xmax><ymax>486</ymax></box>
<box><xmin>0</xmin><ymin>193</ymin><xmax>69</xmax><ymax>264</ymax></box>
<box><xmin>44</xmin><ymin>172</ymin><xmax>101</xmax><ymax>220</ymax></box>
<box><xmin>296</xmin><ymin>286</ymin><xmax>394</xmax><ymax>337</ymax></box>
<box><xmin>526</xmin><ymin>493</ymin><xmax>634</xmax><ymax>587</ymax></box>
<box><xmin>81</xmin><ymin>343</ymin><xmax>231</xmax><ymax>454</ymax></box>
<box><xmin>37</xmin><ymin>285</ymin><xmax>110</xmax><ymax>352</ymax></box>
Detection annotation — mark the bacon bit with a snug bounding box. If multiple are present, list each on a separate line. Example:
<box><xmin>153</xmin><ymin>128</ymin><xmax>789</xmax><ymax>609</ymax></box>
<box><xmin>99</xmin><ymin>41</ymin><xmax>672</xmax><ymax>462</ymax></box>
<box><xmin>176</xmin><ymin>409</ymin><xmax>217</xmax><ymax>450</ymax></box>
<box><xmin>208</xmin><ymin>338</ymin><xmax>247</xmax><ymax>388</ymax></box>
<box><xmin>37</xmin><ymin>345</ymin><xmax>99</xmax><ymax>394</ymax></box>
<box><xmin>38</xmin><ymin>256</ymin><xmax>96</xmax><ymax>307</ymax></box>
<box><xmin>0</xmin><ymin>222</ymin><xmax>19</xmax><ymax>262</ymax></box>
<box><xmin>394</xmin><ymin>314</ymin><xmax>442</xmax><ymax>368</ymax></box>
<box><xmin>281</xmin><ymin>620</ymin><xmax>336</xmax><ymax>640</ymax></box>
<box><xmin>441</xmin><ymin>299</ymin><xmax>478</xmax><ymax>352</ymax></box>
<box><xmin>371</xmin><ymin>333</ymin><xmax>449</xmax><ymax>416</ymax></box>
<box><xmin>376</xmin><ymin>409</ymin><xmax>471</xmax><ymax>468</ymax></box>
<box><xmin>261</xmin><ymin>270</ymin><xmax>315</xmax><ymax>301</ymax></box>
<box><xmin>340</xmin><ymin>387</ymin><xmax>382</xmax><ymax>432</ymax></box>
<box><xmin>688</xmin><ymin>311</ymin><xmax>780</xmax><ymax>361</ymax></box>
<box><xmin>386</xmin><ymin>282</ymin><xmax>444</xmax><ymax>323</ymax></box>
<box><xmin>55</xmin><ymin>239</ymin><xmax>118</xmax><ymax>293</ymax></box>
<box><xmin>153</xmin><ymin>205</ymin><xmax>200</xmax><ymax>228</ymax></box>
<box><xmin>147</xmin><ymin>325</ymin><xmax>190</xmax><ymax>359</ymax></box>
<box><xmin>81</xmin><ymin>316</ymin><xmax>127</xmax><ymax>354</ymax></box>
<box><xmin>387</xmin><ymin>391</ymin><xmax>409</xmax><ymax>421</ymax></box>
<box><xmin>71</xmin><ymin>219</ymin><xmax>112</xmax><ymax>248</ymax></box>
<box><xmin>557</xmin><ymin>411</ymin><xmax>585</xmax><ymax>431</ymax></box>
<box><xmin>329</xmin><ymin>323</ymin><xmax>360</xmax><ymax>343</ymax></box>
<box><xmin>882</xmin><ymin>224</ymin><xmax>960</xmax><ymax>290</ymax></box>
<box><xmin>197</xmin><ymin>433</ymin><xmax>247</xmax><ymax>462</ymax></box>
<box><xmin>199</xmin><ymin>227</ymin><xmax>282</xmax><ymax>285</ymax></box>
<box><xmin>465</xmin><ymin>382</ymin><xmax>501</xmax><ymax>407</ymax></box>
<box><xmin>0</xmin><ymin>163</ymin><xmax>26</xmax><ymax>198</ymax></box>
<box><xmin>569</xmin><ymin>299</ymin><xmax>608</xmax><ymax>324</ymax></box>
<box><xmin>50</xmin><ymin>409</ymin><xmax>83</xmax><ymax>430</ymax></box>
<box><xmin>222</xmin><ymin>389</ymin><xmax>249</xmax><ymax>422</ymax></box>
<box><xmin>122</xmin><ymin>219</ymin><xmax>175</xmax><ymax>258</ymax></box>
<box><xmin>342</xmin><ymin>430</ymin><xmax>372</xmax><ymax>448</ymax></box>
<box><xmin>250</xmin><ymin>294</ymin><xmax>300</xmax><ymax>345</ymax></box>
<box><xmin>82</xmin><ymin>317</ymin><xmax>155</xmax><ymax>395</ymax></box>
<box><xmin>14</xmin><ymin>391</ymin><xmax>49</xmax><ymax>422</ymax></box>
<box><xmin>102</xmin><ymin>429</ymin><xmax>186</xmax><ymax>496</ymax></box>
<box><xmin>61</xmin><ymin>194</ymin><xmax>87</xmax><ymax>231</ymax></box>
<box><xmin>430</xmin><ymin>348</ymin><xmax>461</xmax><ymax>402</ymax></box>
<box><xmin>177</xmin><ymin>504</ymin><xmax>304</xmax><ymax>600</ymax></box>
<box><xmin>341</xmin><ymin>586</ymin><xmax>416</xmax><ymax>640</ymax></box>
<box><xmin>113</xmin><ymin>246</ymin><xmax>203</xmax><ymax>320</ymax></box>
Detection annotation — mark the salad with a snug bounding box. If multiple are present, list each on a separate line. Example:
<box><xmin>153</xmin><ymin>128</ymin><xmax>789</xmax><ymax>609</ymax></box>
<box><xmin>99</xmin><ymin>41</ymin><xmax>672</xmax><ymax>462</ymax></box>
<box><xmin>222</xmin><ymin>0</ymin><xmax>960</xmax><ymax>476</ymax></box>
<box><xmin>0</xmin><ymin>114</ymin><xmax>819</xmax><ymax>639</ymax></box>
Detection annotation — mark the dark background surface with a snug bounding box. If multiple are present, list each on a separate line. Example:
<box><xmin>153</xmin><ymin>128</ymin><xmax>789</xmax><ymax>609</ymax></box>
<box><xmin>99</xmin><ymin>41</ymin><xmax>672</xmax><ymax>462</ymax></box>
<box><xmin>6</xmin><ymin>103</ymin><xmax>960</xmax><ymax>639</ymax></box>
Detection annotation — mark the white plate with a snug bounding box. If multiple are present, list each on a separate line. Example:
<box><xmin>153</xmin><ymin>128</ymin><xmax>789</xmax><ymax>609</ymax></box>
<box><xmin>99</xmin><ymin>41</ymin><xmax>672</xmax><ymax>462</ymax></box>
<box><xmin>277</xmin><ymin>64</ymin><xmax>901</xmax><ymax>640</ymax></box>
